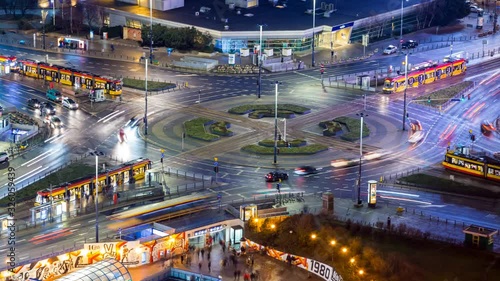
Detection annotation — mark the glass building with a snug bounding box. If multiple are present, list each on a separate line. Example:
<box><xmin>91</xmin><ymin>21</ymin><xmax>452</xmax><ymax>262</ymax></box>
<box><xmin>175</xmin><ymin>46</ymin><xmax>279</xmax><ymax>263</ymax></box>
<box><xmin>55</xmin><ymin>259</ymin><xmax>131</xmax><ymax>281</ymax></box>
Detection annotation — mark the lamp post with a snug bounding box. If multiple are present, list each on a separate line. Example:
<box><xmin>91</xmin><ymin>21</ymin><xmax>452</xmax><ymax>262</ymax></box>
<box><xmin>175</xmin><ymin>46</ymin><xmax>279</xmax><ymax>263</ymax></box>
<box><xmin>41</xmin><ymin>10</ymin><xmax>48</xmax><ymax>50</ymax></box>
<box><xmin>399</xmin><ymin>0</ymin><xmax>408</xmax><ymax>49</ymax></box>
<box><xmin>355</xmin><ymin>112</ymin><xmax>367</xmax><ymax>206</ymax></box>
<box><xmin>312</xmin><ymin>0</ymin><xmax>316</xmax><ymax>67</ymax></box>
<box><xmin>258</xmin><ymin>24</ymin><xmax>263</xmax><ymax>98</ymax></box>
<box><xmin>402</xmin><ymin>52</ymin><xmax>408</xmax><ymax>131</ymax></box>
<box><xmin>95</xmin><ymin>155</ymin><xmax>99</xmax><ymax>243</ymax></box>
<box><xmin>52</xmin><ymin>0</ymin><xmax>55</xmax><ymax>26</ymax></box>
<box><xmin>273</xmin><ymin>81</ymin><xmax>281</xmax><ymax>164</ymax></box>
<box><xmin>149</xmin><ymin>0</ymin><xmax>153</xmax><ymax>64</ymax></box>
<box><xmin>144</xmin><ymin>59</ymin><xmax>148</xmax><ymax>135</ymax></box>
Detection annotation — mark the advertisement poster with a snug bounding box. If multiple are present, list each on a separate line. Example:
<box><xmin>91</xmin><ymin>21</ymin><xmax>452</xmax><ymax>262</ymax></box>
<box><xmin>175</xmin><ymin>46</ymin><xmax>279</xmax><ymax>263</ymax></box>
<box><xmin>245</xmin><ymin>239</ymin><xmax>343</xmax><ymax>281</ymax></box>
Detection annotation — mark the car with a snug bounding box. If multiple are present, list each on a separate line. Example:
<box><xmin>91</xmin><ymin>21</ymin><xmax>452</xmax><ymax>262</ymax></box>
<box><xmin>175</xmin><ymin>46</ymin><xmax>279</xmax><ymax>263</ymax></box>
<box><xmin>27</xmin><ymin>98</ymin><xmax>41</xmax><ymax>109</ymax></box>
<box><xmin>469</xmin><ymin>4</ymin><xmax>479</xmax><ymax>12</ymax></box>
<box><xmin>265</xmin><ymin>171</ymin><xmax>289</xmax><ymax>182</ymax></box>
<box><xmin>0</xmin><ymin>152</ymin><xmax>8</xmax><ymax>163</ymax></box>
<box><xmin>402</xmin><ymin>40</ymin><xmax>418</xmax><ymax>49</ymax></box>
<box><xmin>480</xmin><ymin>120</ymin><xmax>495</xmax><ymax>134</ymax></box>
<box><xmin>62</xmin><ymin>97</ymin><xmax>78</xmax><ymax>109</ymax></box>
<box><xmin>383</xmin><ymin>45</ymin><xmax>398</xmax><ymax>55</ymax></box>
<box><xmin>44</xmin><ymin>116</ymin><xmax>63</xmax><ymax>128</ymax></box>
<box><xmin>41</xmin><ymin>102</ymin><xmax>56</xmax><ymax>115</ymax></box>
<box><xmin>294</xmin><ymin>166</ymin><xmax>319</xmax><ymax>175</ymax></box>
<box><xmin>46</xmin><ymin>89</ymin><xmax>62</xmax><ymax>102</ymax></box>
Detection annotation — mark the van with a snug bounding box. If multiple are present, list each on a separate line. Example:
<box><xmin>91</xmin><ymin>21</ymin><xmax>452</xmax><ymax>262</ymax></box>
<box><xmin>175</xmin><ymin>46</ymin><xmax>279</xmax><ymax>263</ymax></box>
<box><xmin>0</xmin><ymin>152</ymin><xmax>8</xmax><ymax>163</ymax></box>
<box><xmin>46</xmin><ymin>89</ymin><xmax>62</xmax><ymax>102</ymax></box>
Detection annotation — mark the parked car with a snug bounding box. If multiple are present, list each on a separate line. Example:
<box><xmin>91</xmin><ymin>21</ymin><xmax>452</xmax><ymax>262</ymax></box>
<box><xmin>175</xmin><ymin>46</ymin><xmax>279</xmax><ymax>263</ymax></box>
<box><xmin>265</xmin><ymin>171</ymin><xmax>289</xmax><ymax>182</ymax></box>
<box><xmin>27</xmin><ymin>98</ymin><xmax>41</xmax><ymax>109</ymax></box>
<box><xmin>41</xmin><ymin>102</ymin><xmax>56</xmax><ymax>115</ymax></box>
<box><xmin>294</xmin><ymin>166</ymin><xmax>320</xmax><ymax>175</ymax></box>
<box><xmin>62</xmin><ymin>97</ymin><xmax>78</xmax><ymax>109</ymax></box>
<box><xmin>0</xmin><ymin>151</ymin><xmax>8</xmax><ymax>163</ymax></box>
<box><xmin>383</xmin><ymin>45</ymin><xmax>398</xmax><ymax>55</ymax></box>
<box><xmin>402</xmin><ymin>40</ymin><xmax>418</xmax><ymax>49</ymax></box>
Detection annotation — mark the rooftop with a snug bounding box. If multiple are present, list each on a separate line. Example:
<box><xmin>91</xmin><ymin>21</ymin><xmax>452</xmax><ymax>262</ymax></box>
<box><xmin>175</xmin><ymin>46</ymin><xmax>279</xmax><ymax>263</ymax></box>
<box><xmin>93</xmin><ymin>0</ymin><xmax>423</xmax><ymax>31</ymax></box>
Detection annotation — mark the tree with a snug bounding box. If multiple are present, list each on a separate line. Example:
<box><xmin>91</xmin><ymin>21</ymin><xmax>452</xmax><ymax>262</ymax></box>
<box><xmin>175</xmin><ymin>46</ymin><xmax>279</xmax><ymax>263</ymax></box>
<box><xmin>18</xmin><ymin>0</ymin><xmax>36</xmax><ymax>17</ymax></box>
<box><xmin>96</xmin><ymin>5</ymin><xmax>107</xmax><ymax>36</ymax></box>
<box><xmin>82</xmin><ymin>3</ymin><xmax>99</xmax><ymax>32</ymax></box>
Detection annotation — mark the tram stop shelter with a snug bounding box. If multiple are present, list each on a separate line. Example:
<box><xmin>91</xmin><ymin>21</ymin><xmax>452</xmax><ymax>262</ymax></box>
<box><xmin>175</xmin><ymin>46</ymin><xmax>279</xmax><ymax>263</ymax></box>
<box><xmin>463</xmin><ymin>225</ymin><xmax>498</xmax><ymax>250</ymax></box>
<box><xmin>55</xmin><ymin>258</ymin><xmax>131</xmax><ymax>281</ymax></box>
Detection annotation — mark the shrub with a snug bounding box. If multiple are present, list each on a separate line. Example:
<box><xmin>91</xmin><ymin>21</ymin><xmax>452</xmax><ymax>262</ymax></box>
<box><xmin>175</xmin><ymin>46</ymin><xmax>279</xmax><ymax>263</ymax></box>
<box><xmin>228</xmin><ymin>104</ymin><xmax>311</xmax><ymax>115</ymax></box>
<box><xmin>418</xmin><ymin>81</ymin><xmax>474</xmax><ymax>107</ymax></box>
<box><xmin>241</xmin><ymin>144</ymin><xmax>328</xmax><ymax>155</ymax></box>
<box><xmin>184</xmin><ymin>118</ymin><xmax>219</xmax><ymax>141</ymax></box>
<box><xmin>319</xmin><ymin>120</ymin><xmax>342</xmax><ymax>136</ymax></box>
<box><xmin>209</xmin><ymin>121</ymin><xmax>233</xmax><ymax>137</ymax></box>
<box><xmin>258</xmin><ymin>139</ymin><xmax>306</xmax><ymax>147</ymax></box>
<box><xmin>334</xmin><ymin>116</ymin><xmax>369</xmax><ymax>141</ymax></box>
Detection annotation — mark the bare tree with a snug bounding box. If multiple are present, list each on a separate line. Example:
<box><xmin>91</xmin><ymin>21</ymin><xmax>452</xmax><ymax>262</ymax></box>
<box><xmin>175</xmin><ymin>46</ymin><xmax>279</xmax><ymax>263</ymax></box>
<box><xmin>82</xmin><ymin>3</ymin><xmax>99</xmax><ymax>32</ymax></box>
<box><xmin>19</xmin><ymin>0</ymin><xmax>36</xmax><ymax>17</ymax></box>
<box><xmin>96</xmin><ymin>6</ymin><xmax>107</xmax><ymax>36</ymax></box>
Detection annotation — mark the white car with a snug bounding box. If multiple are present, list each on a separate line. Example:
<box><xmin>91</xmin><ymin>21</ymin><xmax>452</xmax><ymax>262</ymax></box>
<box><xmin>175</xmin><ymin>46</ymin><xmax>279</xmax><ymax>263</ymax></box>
<box><xmin>0</xmin><ymin>151</ymin><xmax>8</xmax><ymax>163</ymax></box>
<box><xmin>383</xmin><ymin>45</ymin><xmax>398</xmax><ymax>55</ymax></box>
<box><xmin>62</xmin><ymin>98</ymin><xmax>78</xmax><ymax>109</ymax></box>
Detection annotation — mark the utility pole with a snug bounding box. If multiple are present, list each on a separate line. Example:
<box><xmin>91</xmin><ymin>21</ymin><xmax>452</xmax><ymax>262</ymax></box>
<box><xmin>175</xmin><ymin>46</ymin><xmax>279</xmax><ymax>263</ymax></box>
<box><xmin>95</xmin><ymin>155</ymin><xmax>99</xmax><ymax>243</ymax></box>
<box><xmin>402</xmin><ymin>52</ymin><xmax>408</xmax><ymax>131</ymax></box>
<box><xmin>258</xmin><ymin>25</ymin><xmax>263</xmax><ymax>98</ymax></box>
<box><xmin>149</xmin><ymin>0</ymin><xmax>153</xmax><ymax>64</ymax></box>
<box><xmin>144</xmin><ymin>59</ymin><xmax>148</xmax><ymax>135</ymax></box>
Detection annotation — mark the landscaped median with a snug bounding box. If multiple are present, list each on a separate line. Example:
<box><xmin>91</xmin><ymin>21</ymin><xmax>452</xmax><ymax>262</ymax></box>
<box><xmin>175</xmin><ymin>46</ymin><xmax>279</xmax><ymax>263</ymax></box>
<box><xmin>122</xmin><ymin>77</ymin><xmax>177</xmax><ymax>91</ymax></box>
<box><xmin>242</xmin><ymin>139</ymin><xmax>328</xmax><ymax>155</ymax></box>
<box><xmin>184</xmin><ymin>118</ymin><xmax>233</xmax><ymax>141</ymax></box>
<box><xmin>319</xmin><ymin>116</ymin><xmax>370</xmax><ymax>141</ymax></box>
<box><xmin>398</xmin><ymin>173</ymin><xmax>500</xmax><ymax>198</ymax></box>
<box><xmin>228</xmin><ymin>104</ymin><xmax>311</xmax><ymax>119</ymax></box>
<box><xmin>416</xmin><ymin>81</ymin><xmax>474</xmax><ymax>107</ymax></box>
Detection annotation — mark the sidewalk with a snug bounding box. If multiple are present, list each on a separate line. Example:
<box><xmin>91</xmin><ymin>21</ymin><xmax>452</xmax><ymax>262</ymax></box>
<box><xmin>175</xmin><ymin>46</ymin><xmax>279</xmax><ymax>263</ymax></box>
<box><xmin>128</xmin><ymin>243</ymin><xmax>322</xmax><ymax>281</ymax></box>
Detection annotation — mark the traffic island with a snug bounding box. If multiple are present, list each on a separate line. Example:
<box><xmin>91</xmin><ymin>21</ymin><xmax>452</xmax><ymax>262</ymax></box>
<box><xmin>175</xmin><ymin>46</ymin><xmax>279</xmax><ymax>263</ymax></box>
<box><xmin>241</xmin><ymin>139</ymin><xmax>327</xmax><ymax>155</ymax></box>
<box><xmin>122</xmin><ymin>77</ymin><xmax>177</xmax><ymax>91</ymax></box>
<box><xmin>319</xmin><ymin>116</ymin><xmax>370</xmax><ymax>141</ymax></box>
<box><xmin>184</xmin><ymin>118</ymin><xmax>233</xmax><ymax>141</ymax></box>
<box><xmin>228</xmin><ymin>104</ymin><xmax>311</xmax><ymax>118</ymax></box>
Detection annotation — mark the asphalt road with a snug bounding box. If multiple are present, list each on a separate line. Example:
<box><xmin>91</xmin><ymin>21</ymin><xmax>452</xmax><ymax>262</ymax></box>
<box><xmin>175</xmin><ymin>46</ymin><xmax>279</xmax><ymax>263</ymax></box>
<box><xmin>0</xmin><ymin>38</ymin><xmax>499</xmax><ymax>268</ymax></box>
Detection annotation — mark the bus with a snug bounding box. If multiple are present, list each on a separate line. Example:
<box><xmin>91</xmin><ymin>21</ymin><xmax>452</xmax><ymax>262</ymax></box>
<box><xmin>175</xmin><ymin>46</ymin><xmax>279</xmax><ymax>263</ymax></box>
<box><xmin>35</xmin><ymin>158</ymin><xmax>151</xmax><ymax>206</ymax></box>
<box><xmin>17</xmin><ymin>59</ymin><xmax>122</xmax><ymax>96</ymax></box>
<box><xmin>107</xmin><ymin>194</ymin><xmax>215</xmax><ymax>231</ymax></box>
<box><xmin>442</xmin><ymin>150</ymin><xmax>500</xmax><ymax>182</ymax></box>
<box><xmin>383</xmin><ymin>59</ymin><xmax>467</xmax><ymax>94</ymax></box>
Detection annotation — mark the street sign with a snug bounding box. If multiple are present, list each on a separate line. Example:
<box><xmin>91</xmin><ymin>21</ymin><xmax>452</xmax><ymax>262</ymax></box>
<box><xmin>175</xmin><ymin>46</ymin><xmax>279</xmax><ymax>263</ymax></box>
<box><xmin>362</xmin><ymin>34</ymin><xmax>369</xmax><ymax>46</ymax></box>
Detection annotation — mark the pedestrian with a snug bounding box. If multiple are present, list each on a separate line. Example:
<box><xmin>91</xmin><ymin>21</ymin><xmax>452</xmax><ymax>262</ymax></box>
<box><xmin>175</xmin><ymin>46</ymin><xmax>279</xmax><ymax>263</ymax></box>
<box><xmin>201</xmin><ymin>248</ymin><xmax>205</xmax><ymax>258</ymax></box>
<box><xmin>181</xmin><ymin>254</ymin><xmax>184</xmax><ymax>264</ymax></box>
<box><xmin>234</xmin><ymin>270</ymin><xmax>238</xmax><ymax>280</ymax></box>
<box><xmin>243</xmin><ymin>272</ymin><xmax>250</xmax><ymax>281</ymax></box>
<box><xmin>251</xmin><ymin>254</ymin><xmax>254</xmax><ymax>267</ymax></box>
<box><xmin>208</xmin><ymin>260</ymin><xmax>211</xmax><ymax>272</ymax></box>
<box><xmin>237</xmin><ymin>269</ymin><xmax>241</xmax><ymax>280</ymax></box>
<box><xmin>198</xmin><ymin>262</ymin><xmax>202</xmax><ymax>271</ymax></box>
<box><xmin>207</xmin><ymin>252</ymin><xmax>211</xmax><ymax>260</ymax></box>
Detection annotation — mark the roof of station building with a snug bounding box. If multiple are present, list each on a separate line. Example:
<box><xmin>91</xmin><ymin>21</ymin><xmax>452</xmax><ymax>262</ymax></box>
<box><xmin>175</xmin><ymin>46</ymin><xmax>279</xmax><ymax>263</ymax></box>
<box><xmin>55</xmin><ymin>259</ymin><xmax>131</xmax><ymax>281</ymax></box>
<box><xmin>92</xmin><ymin>0</ymin><xmax>425</xmax><ymax>31</ymax></box>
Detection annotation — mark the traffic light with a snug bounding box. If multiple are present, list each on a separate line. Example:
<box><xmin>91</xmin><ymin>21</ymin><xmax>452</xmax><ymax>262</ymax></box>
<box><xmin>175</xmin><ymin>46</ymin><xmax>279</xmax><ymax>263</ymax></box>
<box><xmin>160</xmin><ymin>158</ymin><xmax>163</xmax><ymax>163</ymax></box>
<box><xmin>427</xmin><ymin>97</ymin><xmax>431</xmax><ymax>103</ymax></box>
<box><xmin>471</xmin><ymin>134</ymin><xmax>476</xmax><ymax>142</ymax></box>
<box><xmin>461</xmin><ymin>94</ymin><xmax>465</xmax><ymax>101</ymax></box>
<box><xmin>214</xmin><ymin>166</ymin><xmax>219</xmax><ymax>173</ymax></box>
<box><xmin>468</xmin><ymin>94</ymin><xmax>471</xmax><ymax>100</ymax></box>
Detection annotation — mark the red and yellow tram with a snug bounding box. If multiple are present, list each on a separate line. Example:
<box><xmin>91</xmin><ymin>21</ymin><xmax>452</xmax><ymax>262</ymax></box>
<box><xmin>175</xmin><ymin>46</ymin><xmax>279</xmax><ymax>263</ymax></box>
<box><xmin>383</xmin><ymin>59</ymin><xmax>467</xmax><ymax>94</ymax></box>
<box><xmin>35</xmin><ymin>158</ymin><xmax>152</xmax><ymax>205</ymax></box>
<box><xmin>442</xmin><ymin>150</ymin><xmax>500</xmax><ymax>182</ymax></box>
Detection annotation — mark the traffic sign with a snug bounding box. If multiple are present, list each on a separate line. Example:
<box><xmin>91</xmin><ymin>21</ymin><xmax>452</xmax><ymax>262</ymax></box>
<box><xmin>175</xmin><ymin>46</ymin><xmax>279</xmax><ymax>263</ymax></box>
<box><xmin>161</xmin><ymin>153</ymin><xmax>164</xmax><ymax>158</ymax></box>
<box><xmin>214</xmin><ymin>161</ymin><xmax>218</xmax><ymax>167</ymax></box>
<box><xmin>217</xmin><ymin>193</ymin><xmax>222</xmax><ymax>199</ymax></box>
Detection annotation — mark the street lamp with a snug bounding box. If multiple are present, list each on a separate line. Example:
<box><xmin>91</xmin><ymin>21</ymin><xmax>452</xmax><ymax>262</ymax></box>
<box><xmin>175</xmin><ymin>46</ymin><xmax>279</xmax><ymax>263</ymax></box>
<box><xmin>41</xmin><ymin>10</ymin><xmax>48</xmax><ymax>50</ymax></box>
<box><xmin>402</xmin><ymin>52</ymin><xmax>408</xmax><ymax>131</ymax></box>
<box><xmin>273</xmin><ymin>81</ymin><xmax>282</xmax><ymax>164</ymax></box>
<box><xmin>311</xmin><ymin>0</ymin><xmax>316</xmax><ymax>67</ymax></box>
<box><xmin>355</xmin><ymin>112</ymin><xmax>367</xmax><ymax>206</ymax></box>
<box><xmin>144</xmin><ymin>59</ymin><xmax>148</xmax><ymax>135</ymax></box>
<box><xmin>149</xmin><ymin>0</ymin><xmax>153</xmax><ymax>64</ymax></box>
<box><xmin>258</xmin><ymin>24</ymin><xmax>264</xmax><ymax>99</ymax></box>
<box><xmin>95</xmin><ymin>155</ymin><xmax>99</xmax><ymax>243</ymax></box>
<box><xmin>400</xmin><ymin>0</ymin><xmax>409</xmax><ymax>49</ymax></box>
<box><xmin>51</xmin><ymin>0</ymin><xmax>55</xmax><ymax>26</ymax></box>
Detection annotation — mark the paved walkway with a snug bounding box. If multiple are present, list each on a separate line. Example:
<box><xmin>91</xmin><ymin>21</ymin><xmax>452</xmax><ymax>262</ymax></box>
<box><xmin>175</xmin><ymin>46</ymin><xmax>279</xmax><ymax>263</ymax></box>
<box><xmin>129</xmin><ymin>243</ymin><xmax>322</xmax><ymax>281</ymax></box>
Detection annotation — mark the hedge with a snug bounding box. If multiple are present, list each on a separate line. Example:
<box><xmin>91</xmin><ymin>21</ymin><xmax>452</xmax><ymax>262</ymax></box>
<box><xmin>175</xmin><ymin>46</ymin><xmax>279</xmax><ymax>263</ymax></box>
<box><xmin>184</xmin><ymin>117</ymin><xmax>220</xmax><ymax>141</ymax></box>
<box><xmin>249</xmin><ymin>110</ymin><xmax>296</xmax><ymax>119</ymax></box>
<box><xmin>228</xmin><ymin>104</ymin><xmax>311</xmax><ymax>115</ymax></box>
<box><xmin>417</xmin><ymin>81</ymin><xmax>474</xmax><ymax>107</ymax></box>
<box><xmin>319</xmin><ymin>120</ymin><xmax>343</xmax><ymax>136</ymax></box>
<box><xmin>122</xmin><ymin>78</ymin><xmax>177</xmax><ymax>91</ymax></box>
<box><xmin>241</xmin><ymin>144</ymin><xmax>328</xmax><ymax>155</ymax></box>
<box><xmin>334</xmin><ymin>116</ymin><xmax>370</xmax><ymax>141</ymax></box>
<box><xmin>209</xmin><ymin>121</ymin><xmax>233</xmax><ymax>137</ymax></box>
<box><xmin>258</xmin><ymin>139</ymin><xmax>307</xmax><ymax>147</ymax></box>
